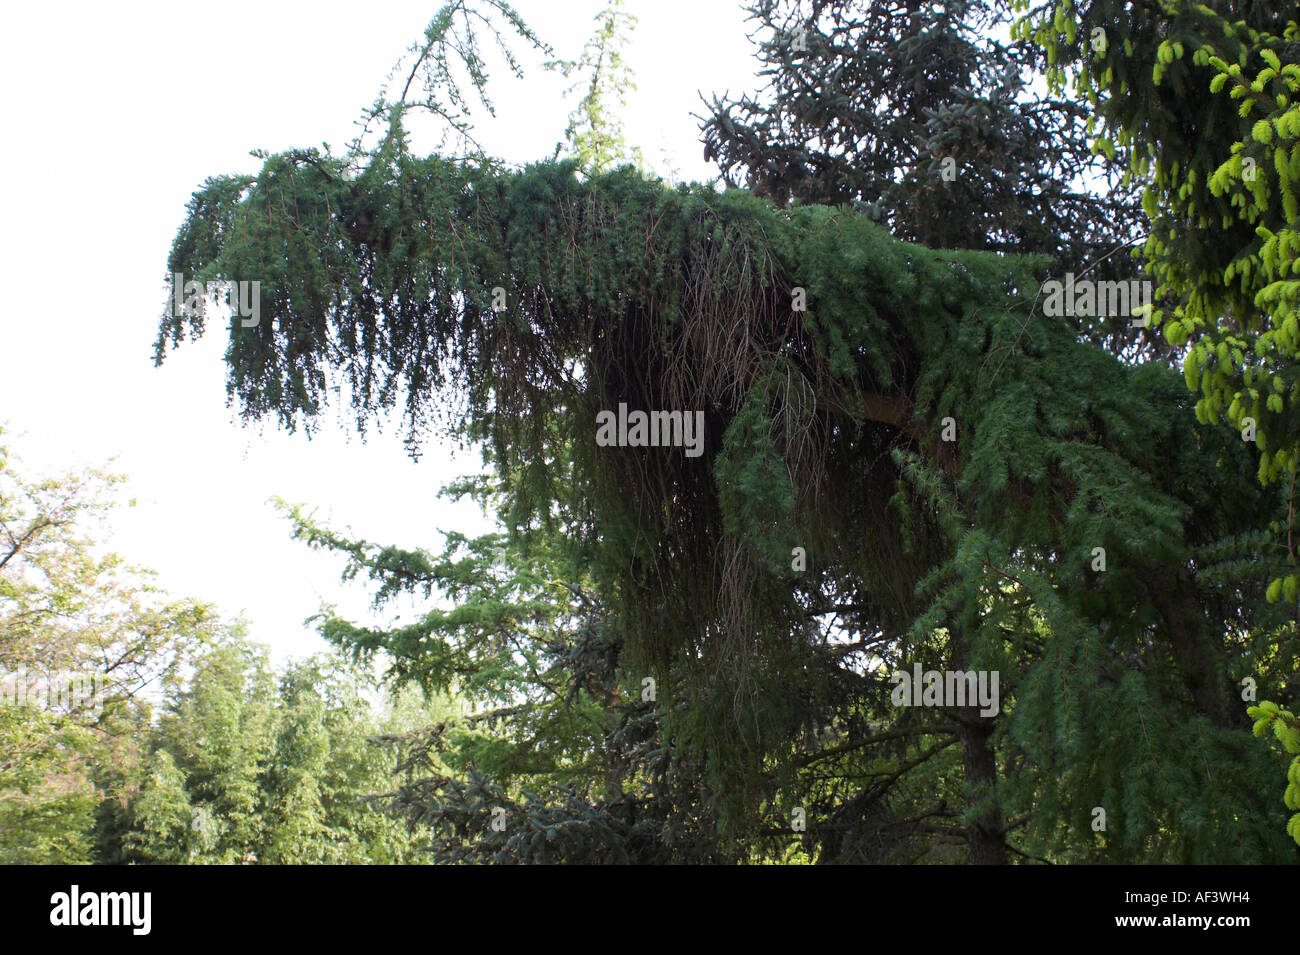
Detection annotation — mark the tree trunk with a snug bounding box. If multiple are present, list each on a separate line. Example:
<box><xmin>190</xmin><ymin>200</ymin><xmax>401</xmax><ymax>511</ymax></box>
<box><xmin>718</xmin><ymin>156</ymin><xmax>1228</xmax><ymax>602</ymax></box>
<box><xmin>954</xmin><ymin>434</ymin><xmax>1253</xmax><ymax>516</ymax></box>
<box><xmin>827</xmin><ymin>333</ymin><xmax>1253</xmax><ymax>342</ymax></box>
<box><xmin>959</xmin><ymin>715</ymin><xmax>1007</xmax><ymax>865</ymax></box>
<box><xmin>1142</xmin><ymin>563</ymin><xmax>1233</xmax><ymax>728</ymax></box>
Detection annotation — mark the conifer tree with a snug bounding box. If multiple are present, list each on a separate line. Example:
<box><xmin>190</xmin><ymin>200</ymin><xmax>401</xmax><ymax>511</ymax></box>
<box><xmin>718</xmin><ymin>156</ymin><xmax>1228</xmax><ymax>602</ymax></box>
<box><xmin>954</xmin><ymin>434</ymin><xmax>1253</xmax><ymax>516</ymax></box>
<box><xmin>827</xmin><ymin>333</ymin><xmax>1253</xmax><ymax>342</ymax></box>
<box><xmin>114</xmin><ymin>638</ymin><xmax>423</xmax><ymax>864</ymax></box>
<box><xmin>1015</xmin><ymin>0</ymin><xmax>1300</xmax><ymax>853</ymax></box>
<box><xmin>154</xmin><ymin>0</ymin><xmax>1298</xmax><ymax>862</ymax></box>
<box><xmin>699</xmin><ymin>0</ymin><xmax>1157</xmax><ymax>358</ymax></box>
<box><xmin>281</xmin><ymin>471</ymin><xmax>737</xmax><ymax>863</ymax></box>
<box><xmin>547</xmin><ymin>0</ymin><xmax>644</xmax><ymax>174</ymax></box>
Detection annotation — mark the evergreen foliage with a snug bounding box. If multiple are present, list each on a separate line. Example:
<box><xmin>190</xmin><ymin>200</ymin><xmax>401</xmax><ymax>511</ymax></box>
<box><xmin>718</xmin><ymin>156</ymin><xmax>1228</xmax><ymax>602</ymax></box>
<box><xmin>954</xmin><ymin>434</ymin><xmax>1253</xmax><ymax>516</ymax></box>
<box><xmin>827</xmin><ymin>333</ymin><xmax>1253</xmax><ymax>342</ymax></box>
<box><xmin>1015</xmin><ymin>0</ymin><xmax>1300</xmax><ymax>858</ymax></box>
<box><xmin>158</xmin><ymin>137</ymin><xmax>1293</xmax><ymax>861</ymax></box>
<box><xmin>282</xmin><ymin>476</ymin><xmax>738</xmax><ymax>862</ymax></box>
<box><xmin>699</xmin><ymin>0</ymin><xmax>1158</xmax><ymax>358</ymax></box>
<box><xmin>546</xmin><ymin>0</ymin><xmax>644</xmax><ymax>174</ymax></box>
<box><xmin>149</xmin><ymin>0</ymin><xmax>1300</xmax><ymax>862</ymax></box>
<box><xmin>107</xmin><ymin>638</ymin><xmax>422</xmax><ymax>865</ymax></box>
<box><xmin>1248</xmin><ymin>700</ymin><xmax>1300</xmax><ymax>846</ymax></box>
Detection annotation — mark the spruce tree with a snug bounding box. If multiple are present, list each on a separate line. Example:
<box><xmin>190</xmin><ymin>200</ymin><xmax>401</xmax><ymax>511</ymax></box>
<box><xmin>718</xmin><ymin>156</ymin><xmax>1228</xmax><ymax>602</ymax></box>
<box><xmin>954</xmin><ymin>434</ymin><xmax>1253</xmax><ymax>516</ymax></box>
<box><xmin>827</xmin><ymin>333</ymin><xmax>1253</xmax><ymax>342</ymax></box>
<box><xmin>699</xmin><ymin>0</ymin><xmax>1157</xmax><ymax>358</ymax></box>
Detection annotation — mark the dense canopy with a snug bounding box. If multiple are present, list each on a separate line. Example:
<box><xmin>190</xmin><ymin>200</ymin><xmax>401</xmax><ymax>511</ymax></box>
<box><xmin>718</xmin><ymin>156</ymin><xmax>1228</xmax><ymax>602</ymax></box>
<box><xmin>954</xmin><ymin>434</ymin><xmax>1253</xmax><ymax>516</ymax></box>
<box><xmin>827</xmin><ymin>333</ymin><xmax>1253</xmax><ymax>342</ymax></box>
<box><xmin>156</xmin><ymin>108</ymin><xmax>1295</xmax><ymax>859</ymax></box>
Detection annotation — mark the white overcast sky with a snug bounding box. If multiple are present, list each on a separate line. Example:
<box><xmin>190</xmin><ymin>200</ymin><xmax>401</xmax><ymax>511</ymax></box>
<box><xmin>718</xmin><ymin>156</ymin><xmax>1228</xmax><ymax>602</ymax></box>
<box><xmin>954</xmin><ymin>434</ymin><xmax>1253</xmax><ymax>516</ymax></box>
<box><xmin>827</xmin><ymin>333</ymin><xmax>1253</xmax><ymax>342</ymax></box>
<box><xmin>0</xmin><ymin>0</ymin><xmax>758</xmax><ymax>662</ymax></box>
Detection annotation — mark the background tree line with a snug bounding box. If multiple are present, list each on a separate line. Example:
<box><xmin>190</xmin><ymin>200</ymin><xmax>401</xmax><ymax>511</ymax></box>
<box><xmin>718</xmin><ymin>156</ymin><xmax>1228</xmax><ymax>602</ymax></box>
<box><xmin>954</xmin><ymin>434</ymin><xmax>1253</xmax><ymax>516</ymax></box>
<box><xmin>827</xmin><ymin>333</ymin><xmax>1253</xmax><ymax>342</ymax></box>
<box><xmin>0</xmin><ymin>432</ymin><xmax>439</xmax><ymax>864</ymax></box>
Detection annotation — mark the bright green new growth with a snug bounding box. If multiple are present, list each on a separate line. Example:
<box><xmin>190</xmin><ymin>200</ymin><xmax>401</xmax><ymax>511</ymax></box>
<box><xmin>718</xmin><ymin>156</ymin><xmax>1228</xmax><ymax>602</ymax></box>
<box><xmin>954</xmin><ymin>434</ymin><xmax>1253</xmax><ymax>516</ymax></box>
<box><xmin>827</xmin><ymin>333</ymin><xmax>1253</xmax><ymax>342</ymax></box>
<box><xmin>1016</xmin><ymin>0</ymin><xmax>1300</xmax><ymax>862</ymax></box>
<box><xmin>1248</xmin><ymin>700</ymin><xmax>1300</xmax><ymax>845</ymax></box>
<box><xmin>546</xmin><ymin>0</ymin><xmax>644</xmax><ymax>175</ymax></box>
<box><xmin>1015</xmin><ymin>2</ymin><xmax>1300</xmax><ymax>545</ymax></box>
